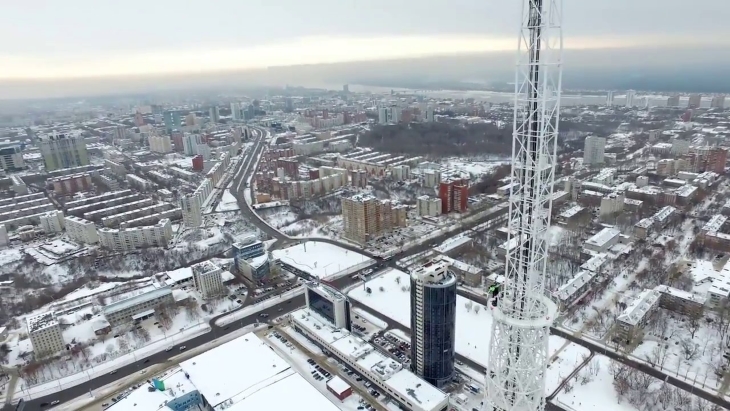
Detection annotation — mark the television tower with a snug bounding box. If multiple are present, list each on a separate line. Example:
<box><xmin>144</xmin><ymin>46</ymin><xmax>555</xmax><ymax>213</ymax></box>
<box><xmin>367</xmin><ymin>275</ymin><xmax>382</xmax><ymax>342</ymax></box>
<box><xmin>484</xmin><ymin>1</ymin><xmax>562</xmax><ymax>411</ymax></box>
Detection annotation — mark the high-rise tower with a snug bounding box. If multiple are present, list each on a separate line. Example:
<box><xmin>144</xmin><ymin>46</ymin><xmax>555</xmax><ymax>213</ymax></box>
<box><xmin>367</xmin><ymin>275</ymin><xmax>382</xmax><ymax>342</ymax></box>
<box><xmin>484</xmin><ymin>1</ymin><xmax>562</xmax><ymax>410</ymax></box>
<box><xmin>410</xmin><ymin>257</ymin><xmax>457</xmax><ymax>388</ymax></box>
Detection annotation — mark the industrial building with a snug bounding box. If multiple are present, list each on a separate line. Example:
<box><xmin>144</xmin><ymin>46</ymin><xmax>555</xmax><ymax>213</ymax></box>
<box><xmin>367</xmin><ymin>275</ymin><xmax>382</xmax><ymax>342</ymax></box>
<box><xmin>409</xmin><ymin>258</ymin><xmax>457</xmax><ymax>388</ymax></box>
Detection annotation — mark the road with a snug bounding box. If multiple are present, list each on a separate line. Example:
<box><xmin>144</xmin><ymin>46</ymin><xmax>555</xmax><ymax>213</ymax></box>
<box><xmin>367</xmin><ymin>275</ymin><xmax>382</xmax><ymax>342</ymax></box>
<box><xmin>18</xmin><ymin>294</ymin><xmax>306</xmax><ymax>410</ymax></box>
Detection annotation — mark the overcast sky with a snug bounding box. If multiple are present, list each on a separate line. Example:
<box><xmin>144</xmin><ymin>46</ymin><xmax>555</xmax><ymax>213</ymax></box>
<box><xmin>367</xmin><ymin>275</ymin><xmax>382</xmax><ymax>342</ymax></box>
<box><xmin>0</xmin><ymin>0</ymin><xmax>728</xmax><ymax>79</ymax></box>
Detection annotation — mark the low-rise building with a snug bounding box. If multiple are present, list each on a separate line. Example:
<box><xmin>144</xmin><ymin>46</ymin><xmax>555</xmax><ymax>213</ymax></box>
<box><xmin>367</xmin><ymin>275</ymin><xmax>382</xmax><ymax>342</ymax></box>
<box><xmin>27</xmin><ymin>312</ymin><xmax>65</xmax><ymax>357</ymax></box>
<box><xmin>103</xmin><ymin>287</ymin><xmax>174</xmax><ymax>326</ymax></box>
<box><xmin>615</xmin><ymin>289</ymin><xmax>661</xmax><ymax>344</ymax></box>
<box><xmin>654</xmin><ymin>285</ymin><xmax>706</xmax><ymax>317</ymax></box>
<box><xmin>583</xmin><ymin>227</ymin><xmax>621</xmax><ymax>253</ymax></box>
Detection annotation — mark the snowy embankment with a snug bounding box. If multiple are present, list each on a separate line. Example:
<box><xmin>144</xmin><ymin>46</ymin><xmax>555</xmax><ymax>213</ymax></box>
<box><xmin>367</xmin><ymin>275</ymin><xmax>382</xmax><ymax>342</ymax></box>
<box><xmin>214</xmin><ymin>286</ymin><xmax>305</xmax><ymax>327</ymax></box>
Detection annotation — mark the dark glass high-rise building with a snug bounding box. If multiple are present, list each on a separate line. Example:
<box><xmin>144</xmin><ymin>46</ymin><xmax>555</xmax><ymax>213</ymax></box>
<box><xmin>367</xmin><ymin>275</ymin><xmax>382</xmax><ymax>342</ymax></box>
<box><xmin>410</xmin><ymin>258</ymin><xmax>457</xmax><ymax>388</ymax></box>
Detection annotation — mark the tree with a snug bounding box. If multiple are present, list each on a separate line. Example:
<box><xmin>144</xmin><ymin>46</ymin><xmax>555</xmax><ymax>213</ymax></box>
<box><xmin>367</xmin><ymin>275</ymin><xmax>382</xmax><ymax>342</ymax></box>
<box><xmin>680</xmin><ymin>338</ymin><xmax>699</xmax><ymax>361</ymax></box>
<box><xmin>117</xmin><ymin>337</ymin><xmax>129</xmax><ymax>352</ymax></box>
<box><xmin>105</xmin><ymin>344</ymin><xmax>115</xmax><ymax>355</ymax></box>
<box><xmin>644</xmin><ymin>344</ymin><xmax>670</xmax><ymax>369</ymax></box>
<box><xmin>688</xmin><ymin>312</ymin><xmax>703</xmax><ymax>339</ymax></box>
<box><xmin>465</xmin><ymin>301</ymin><xmax>473</xmax><ymax>312</ymax></box>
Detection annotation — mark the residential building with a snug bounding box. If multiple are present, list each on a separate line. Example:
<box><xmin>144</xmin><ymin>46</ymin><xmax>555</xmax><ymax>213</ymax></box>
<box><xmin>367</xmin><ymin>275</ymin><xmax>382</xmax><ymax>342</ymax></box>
<box><xmin>103</xmin><ymin>287</ymin><xmax>175</xmax><ymax>326</ymax></box>
<box><xmin>65</xmin><ymin>215</ymin><xmax>99</xmax><ymax>244</ymax></box>
<box><xmin>711</xmin><ymin>95</ymin><xmax>726</xmax><ymax>109</ymax></box>
<box><xmin>0</xmin><ymin>144</ymin><xmax>24</xmax><ymax>171</ymax></box>
<box><xmin>148</xmin><ymin>134</ymin><xmax>172</xmax><ymax>154</ymax></box>
<box><xmin>209</xmin><ymin>106</ymin><xmax>220</xmax><ymax>123</ymax></box>
<box><xmin>341</xmin><ymin>194</ymin><xmax>405</xmax><ymax>245</ymax></box>
<box><xmin>625</xmin><ymin>90</ymin><xmax>636</xmax><ymax>107</ymax></box>
<box><xmin>39</xmin><ymin>133</ymin><xmax>90</xmax><ymax>171</ymax></box>
<box><xmin>583</xmin><ymin>136</ymin><xmax>606</xmax><ymax>165</ymax></box>
<box><xmin>439</xmin><ymin>180</ymin><xmax>468</xmax><ymax>214</ymax></box>
<box><xmin>192</xmin><ymin>261</ymin><xmax>224</xmax><ymax>299</ymax></box>
<box><xmin>410</xmin><ymin>259</ymin><xmax>457</xmax><ymax>388</ymax></box>
<box><xmin>181</xmin><ymin>194</ymin><xmax>202</xmax><ymax>228</ymax></box>
<box><xmin>605</xmin><ymin>91</ymin><xmax>614</xmax><ymax>106</ymax></box>
<box><xmin>654</xmin><ymin>285</ymin><xmax>706</xmax><ymax>317</ymax></box>
<box><xmin>417</xmin><ymin>195</ymin><xmax>441</xmax><ymax>217</ymax></box>
<box><xmin>706</xmin><ymin>147</ymin><xmax>728</xmax><ymax>174</ymax></box>
<box><xmin>688</xmin><ymin>94</ymin><xmax>702</xmax><ymax>109</ymax></box>
<box><xmin>391</xmin><ymin>165</ymin><xmax>411</xmax><ymax>181</ymax></box>
<box><xmin>97</xmin><ymin>218</ymin><xmax>172</xmax><ymax>251</ymax></box>
<box><xmin>27</xmin><ymin>312</ymin><xmax>65</xmax><ymax>357</ymax></box>
<box><xmin>182</xmin><ymin>133</ymin><xmax>203</xmax><ymax>156</ymax></box>
<box><xmin>39</xmin><ymin>210</ymin><xmax>64</xmax><ymax>234</ymax></box>
<box><xmin>615</xmin><ymin>289</ymin><xmax>661</xmax><ymax>344</ymax></box>
<box><xmin>667</xmin><ymin>94</ymin><xmax>680</xmax><ymax>107</ymax></box>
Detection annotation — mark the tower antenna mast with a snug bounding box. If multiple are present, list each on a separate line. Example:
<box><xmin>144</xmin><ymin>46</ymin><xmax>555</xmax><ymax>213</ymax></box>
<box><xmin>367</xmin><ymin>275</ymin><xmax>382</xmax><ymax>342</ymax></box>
<box><xmin>485</xmin><ymin>0</ymin><xmax>563</xmax><ymax>410</ymax></box>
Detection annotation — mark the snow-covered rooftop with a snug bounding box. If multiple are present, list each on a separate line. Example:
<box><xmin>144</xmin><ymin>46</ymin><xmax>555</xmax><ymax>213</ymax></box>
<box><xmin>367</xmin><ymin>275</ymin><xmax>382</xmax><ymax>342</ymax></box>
<box><xmin>103</xmin><ymin>286</ymin><xmax>172</xmax><ymax>316</ymax></box>
<box><xmin>27</xmin><ymin>311</ymin><xmax>58</xmax><ymax>333</ymax></box>
<box><xmin>654</xmin><ymin>285</ymin><xmax>707</xmax><ymax>304</ymax></box>
<box><xmin>702</xmin><ymin>214</ymin><xmax>727</xmax><ymax>233</ymax></box>
<box><xmin>180</xmin><ymin>334</ymin><xmax>291</xmax><ymax>408</ymax></box>
<box><xmin>110</xmin><ymin>368</ymin><xmax>197</xmax><ymax>411</ymax></box>
<box><xmin>166</xmin><ymin>266</ymin><xmax>193</xmax><ymax>283</ymax></box>
<box><xmin>617</xmin><ymin>289</ymin><xmax>660</xmax><ymax>326</ymax></box>
<box><xmin>585</xmin><ymin>227</ymin><xmax>620</xmax><ymax>248</ymax></box>
<box><xmin>272</xmin><ymin>241</ymin><xmax>372</xmax><ymax>280</ymax></box>
<box><xmin>226</xmin><ymin>372</ymin><xmax>340</xmax><ymax>411</ymax></box>
<box><xmin>555</xmin><ymin>270</ymin><xmax>597</xmax><ymax>303</ymax></box>
<box><xmin>325</xmin><ymin>375</ymin><xmax>350</xmax><ymax>394</ymax></box>
<box><xmin>434</xmin><ymin>235</ymin><xmax>472</xmax><ymax>254</ymax></box>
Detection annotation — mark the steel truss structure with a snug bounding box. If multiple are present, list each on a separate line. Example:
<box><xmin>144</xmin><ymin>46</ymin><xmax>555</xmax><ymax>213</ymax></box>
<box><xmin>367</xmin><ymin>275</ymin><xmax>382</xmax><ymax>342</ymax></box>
<box><xmin>484</xmin><ymin>1</ymin><xmax>563</xmax><ymax>411</ymax></box>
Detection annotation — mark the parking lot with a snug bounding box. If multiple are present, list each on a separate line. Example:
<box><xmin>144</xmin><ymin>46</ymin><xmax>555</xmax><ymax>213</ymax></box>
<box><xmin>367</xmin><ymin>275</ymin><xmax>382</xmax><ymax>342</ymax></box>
<box><xmin>372</xmin><ymin>331</ymin><xmax>411</xmax><ymax>366</ymax></box>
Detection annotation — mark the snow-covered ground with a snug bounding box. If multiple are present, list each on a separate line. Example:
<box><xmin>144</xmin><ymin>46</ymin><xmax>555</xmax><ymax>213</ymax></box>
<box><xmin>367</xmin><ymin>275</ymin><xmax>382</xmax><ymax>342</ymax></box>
<box><xmin>272</xmin><ymin>241</ymin><xmax>373</xmax><ymax>280</ymax></box>
<box><xmin>215</xmin><ymin>189</ymin><xmax>240</xmax><ymax>212</ymax></box>
<box><xmin>214</xmin><ymin>286</ymin><xmax>305</xmax><ymax>326</ymax></box>
<box><xmin>546</xmin><ymin>342</ymin><xmax>591</xmax><ymax>395</ymax></box>
<box><xmin>259</xmin><ymin>207</ymin><xmax>299</xmax><ymax>229</ymax></box>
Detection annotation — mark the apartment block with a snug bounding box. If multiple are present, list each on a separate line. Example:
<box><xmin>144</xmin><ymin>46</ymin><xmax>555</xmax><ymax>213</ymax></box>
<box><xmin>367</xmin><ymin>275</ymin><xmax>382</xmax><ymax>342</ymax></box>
<box><xmin>97</xmin><ymin>218</ymin><xmax>172</xmax><ymax>251</ymax></box>
<box><xmin>27</xmin><ymin>312</ymin><xmax>65</xmax><ymax>357</ymax></box>
<box><xmin>39</xmin><ymin>210</ymin><xmax>65</xmax><ymax>234</ymax></box>
<box><xmin>583</xmin><ymin>136</ymin><xmax>606</xmax><ymax>165</ymax></box>
<box><xmin>39</xmin><ymin>132</ymin><xmax>90</xmax><ymax>172</ymax></box>
<box><xmin>342</xmin><ymin>194</ymin><xmax>404</xmax><ymax>245</ymax></box>
<box><xmin>192</xmin><ymin>261</ymin><xmax>224</xmax><ymax>299</ymax></box>
<box><xmin>65</xmin><ymin>215</ymin><xmax>99</xmax><ymax>244</ymax></box>
<box><xmin>149</xmin><ymin>135</ymin><xmax>173</xmax><ymax>154</ymax></box>
<box><xmin>417</xmin><ymin>196</ymin><xmax>441</xmax><ymax>217</ymax></box>
<box><xmin>654</xmin><ymin>285</ymin><xmax>706</xmax><ymax>317</ymax></box>
<box><xmin>615</xmin><ymin>289</ymin><xmax>661</xmax><ymax>344</ymax></box>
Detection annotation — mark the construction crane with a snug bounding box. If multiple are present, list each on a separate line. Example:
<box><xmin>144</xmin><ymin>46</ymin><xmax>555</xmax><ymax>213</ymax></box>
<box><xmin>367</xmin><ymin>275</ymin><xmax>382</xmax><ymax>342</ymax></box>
<box><xmin>484</xmin><ymin>1</ymin><xmax>563</xmax><ymax>411</ymax></box>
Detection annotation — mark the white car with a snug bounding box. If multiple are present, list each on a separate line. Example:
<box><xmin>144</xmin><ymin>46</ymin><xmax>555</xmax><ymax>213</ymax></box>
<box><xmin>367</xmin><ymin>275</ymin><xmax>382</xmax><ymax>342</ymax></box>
<box><xmin>165</xmin><ymin>346</ymin><xmax>173</xmax><ymax>352</ymax></box>
<box><xmin>51</xmin><ymin>401</ymin><xmax>60</xmax><ymax>406</ymax></box>
<box><xmin>179</xmin><ymin>346</ymin><xmax>187</xmax><ymax>351</ymax></box>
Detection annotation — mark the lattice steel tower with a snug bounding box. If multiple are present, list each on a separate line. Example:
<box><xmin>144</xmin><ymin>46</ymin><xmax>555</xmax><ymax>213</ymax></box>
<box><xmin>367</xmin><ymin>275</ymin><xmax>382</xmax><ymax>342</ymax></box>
<box><xmin>484</xmin><ymin>1</ymin><xmax>563</xmax><ymax>411</ymax></box>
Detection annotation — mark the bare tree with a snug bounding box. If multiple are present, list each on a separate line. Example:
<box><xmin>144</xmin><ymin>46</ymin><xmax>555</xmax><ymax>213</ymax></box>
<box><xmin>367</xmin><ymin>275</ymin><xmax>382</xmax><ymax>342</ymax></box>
<box><xmin>688</xmin><ymin>312</ymin><xmax>703</xmax><ymax>339</ymax></box>
<box><xmin>680</xmin><ymin>338</ymin><xmax>699</xmax><ymax>361</ymax></box>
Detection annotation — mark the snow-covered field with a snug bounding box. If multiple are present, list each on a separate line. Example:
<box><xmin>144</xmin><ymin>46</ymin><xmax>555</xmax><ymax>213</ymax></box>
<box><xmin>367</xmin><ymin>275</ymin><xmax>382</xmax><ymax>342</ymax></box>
<box><xmin>545</xmin><ymin>342</ymin><xmax>591</xmax><ymax>395</ymax></box>
<box><xmin>215</xmin><ymin>189</ymin><xmax>240</xmax><ymax>212</ymax></box>
<box><xmin>272</xmin><ymin>241</ymin><xmax>373</xmax><ymax>280</ymax></box>
<box><xmin>259</xmin><ymin>208</ymin><xmax>299</xmax><ymax>229</ymax></box>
